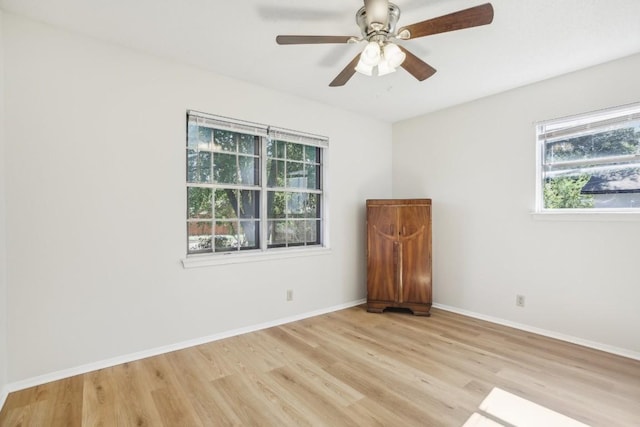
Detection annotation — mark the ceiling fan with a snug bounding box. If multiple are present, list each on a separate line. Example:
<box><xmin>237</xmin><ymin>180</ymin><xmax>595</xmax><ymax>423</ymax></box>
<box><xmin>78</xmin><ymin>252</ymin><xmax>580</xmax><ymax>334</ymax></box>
<box><xmin>276</xmin><ymin>0</ymin><xmax>494</xmax><ymax>87</ymax></box>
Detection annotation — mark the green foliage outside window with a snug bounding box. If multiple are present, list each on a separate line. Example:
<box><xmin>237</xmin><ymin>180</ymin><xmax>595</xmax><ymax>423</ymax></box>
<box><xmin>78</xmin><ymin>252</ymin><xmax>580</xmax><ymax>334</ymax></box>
<box><xmin>543</xmin><ymin>175</ymin><xmax>594</xmax><ymax>209</ymax></box>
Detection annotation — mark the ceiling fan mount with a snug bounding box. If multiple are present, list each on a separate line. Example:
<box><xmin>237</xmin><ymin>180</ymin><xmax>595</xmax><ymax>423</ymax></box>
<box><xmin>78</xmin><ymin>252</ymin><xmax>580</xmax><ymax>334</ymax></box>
<box><xmin>276</xmin><ymin>1</ymin><xmax>494</xmax><ymax>87</ymax></box>
<box><xmin>354</xmin><ymin>2</ymin><xmax>402</xmax><ymax>42</ymax></box>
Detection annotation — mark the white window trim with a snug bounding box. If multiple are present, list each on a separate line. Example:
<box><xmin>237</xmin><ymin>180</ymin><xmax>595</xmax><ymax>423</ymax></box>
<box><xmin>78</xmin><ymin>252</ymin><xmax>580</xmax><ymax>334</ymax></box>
<box><xmin>530</xmin><ymin>211</ymin><xmax>640</xmax><ymax>222</ymax></box>
<box><xmin>534</xmin><ymin>102</ymin><xmax>640</xmax><ymax>216</ymax></box>
<box><xmin>184</xmin><ymin>111</ymin><xmax>330</xmax><ymax>266</ymax></box>
<box><xmin>182</xmin><ymin>246</ymin><xmax>332</xmax><ymax>268</ymax></box>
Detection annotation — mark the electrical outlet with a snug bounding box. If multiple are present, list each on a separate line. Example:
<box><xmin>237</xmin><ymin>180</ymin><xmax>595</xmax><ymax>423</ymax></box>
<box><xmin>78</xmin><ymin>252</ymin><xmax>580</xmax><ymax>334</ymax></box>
<box><xmin>516</xmin><ymin>295</ymin><xmax>525</xmax><ymax>307</ymax></box>
<box><xmin>286</xmin><ymin>289</ymin><xmax>293</xmax><ymax>301</ymax></box>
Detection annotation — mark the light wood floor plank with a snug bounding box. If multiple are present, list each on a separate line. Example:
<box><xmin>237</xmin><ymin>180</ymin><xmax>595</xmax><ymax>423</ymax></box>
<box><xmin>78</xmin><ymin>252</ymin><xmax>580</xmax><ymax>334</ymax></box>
<box><xmin>1</xmin><ymin>306</ymin><xmax>639</xmax><ymax>426</ymax></box>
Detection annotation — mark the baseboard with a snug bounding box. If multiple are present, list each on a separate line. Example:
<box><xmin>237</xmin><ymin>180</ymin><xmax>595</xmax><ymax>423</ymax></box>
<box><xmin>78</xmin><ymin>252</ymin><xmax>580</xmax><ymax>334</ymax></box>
<box><xmin>0</xmin><ymin>384</ymin><xmax>8</xmax><ymax>412</ymax></box>
<box><xmin>7</xmin><ymin>298</ymin><xmax>366</xmax><ymax>394</ymax></box>
<box><xmin>433</xmin><ymin>303</ymin><xmax>640</xmax><ymax>361</ymax></box>
<box><xmin>10</xmin><ymin>299</ymin><xmax>634</xmax><ymax>398</ymax></box>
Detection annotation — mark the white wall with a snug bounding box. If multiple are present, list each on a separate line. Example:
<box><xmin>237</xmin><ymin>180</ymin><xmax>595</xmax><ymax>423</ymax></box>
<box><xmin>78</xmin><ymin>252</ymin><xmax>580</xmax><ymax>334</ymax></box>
<box><xmin>0</xmin><ymin>10</ymin><xmax>10</xmax><ymax>402</ymax></box>
<box><xmin>2</xmin><ymin>14</ymin><xmax>392</xmax><ymax>382</ymax></box>
<box><xmin>393</xmin><ymin>53</ymin><xmax>640</xmax><ymax>355</ymax></box>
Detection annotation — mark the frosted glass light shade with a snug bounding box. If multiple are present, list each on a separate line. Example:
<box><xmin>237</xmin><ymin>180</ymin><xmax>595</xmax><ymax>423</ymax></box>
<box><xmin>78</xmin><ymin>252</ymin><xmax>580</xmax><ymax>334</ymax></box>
<box><xmin>383</xmin><ymin>43</ymin><xmax>406</xmax><ymax>68</ymax></box>
<box><xmin>355</xmin><ymin>59</ymin><xmax>374</xmax><ymax>76</ymax></box>
<box><xmin>360</xmin><ymin>41</ymin><xmax>381</xmax><ymax>67</ymax></box>
<box><xmin>377</xmin><ymin>59</ymin><xmax>396</xmax><ymax>76</ymax></box>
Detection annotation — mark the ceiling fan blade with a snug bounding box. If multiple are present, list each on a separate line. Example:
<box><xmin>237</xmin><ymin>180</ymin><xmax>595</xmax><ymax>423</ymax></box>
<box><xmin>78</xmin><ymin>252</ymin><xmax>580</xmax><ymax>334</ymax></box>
<box><xmin>398</xmin><ymin>46</ymin><xmax>437</xmax><ymax>81</ymax></box>
<box><xmin>276</xmin><ymin>35</ymin><xmax>354</xmax><ymax>45</ymax></box>
<box><xmin>329</xmin><ymin>54</ymin><xmax>362</xmax><ymax>87</ymax></box>
<box><xmin>398</xmin><ymin>3</ymin><xmax>494</xmax><ymax>40</ymax></box>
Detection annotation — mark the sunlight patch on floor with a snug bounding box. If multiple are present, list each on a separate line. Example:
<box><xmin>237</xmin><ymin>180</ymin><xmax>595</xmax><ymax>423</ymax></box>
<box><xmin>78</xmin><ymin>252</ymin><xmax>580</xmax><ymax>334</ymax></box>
<box><xmin>463</xmin><ymin>387</ymin><xmax>590</xmax><ymax>427</ymax></box>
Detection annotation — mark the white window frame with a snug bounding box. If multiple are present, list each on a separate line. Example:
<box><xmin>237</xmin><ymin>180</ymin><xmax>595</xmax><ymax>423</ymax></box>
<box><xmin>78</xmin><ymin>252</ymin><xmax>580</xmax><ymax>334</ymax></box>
<box><xmin>535</xmin><ymin>102</ymin><xmax>640</xmax><ymax>216</ymax></box>
<box><xmin>183</xmin><ymin>111</ymin><xmax>330</xmax><ymax>268</ymax></box>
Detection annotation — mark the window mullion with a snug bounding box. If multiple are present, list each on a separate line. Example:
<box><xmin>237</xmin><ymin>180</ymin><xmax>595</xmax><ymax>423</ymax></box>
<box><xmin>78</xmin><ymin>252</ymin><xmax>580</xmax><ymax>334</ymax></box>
<box><xmin>261</xmin><ymin>136</ymin><xmax>268</xmax><ymax>251</ymax></box>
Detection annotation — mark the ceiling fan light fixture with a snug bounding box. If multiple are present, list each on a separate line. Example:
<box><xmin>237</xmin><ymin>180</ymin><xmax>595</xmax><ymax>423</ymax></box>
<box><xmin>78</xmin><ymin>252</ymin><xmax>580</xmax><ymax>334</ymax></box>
<box><xmin>355</xmin><ymin>59</ymin><xmax>374</xmax><ymax>76</ymax></box>
<box><xmin>360</xmin><ymin>41</ymin><xmax>382</xmax><ymax>66</ymax></box>
<box><xmin>376</xmin><ymin>59</ymin><xmax>396</xmax><ymax>76</ymax></box>
<box><xmin>383</xmin><ymin>42</ymin><xmax>406</xmax><ymax>68</ymax></box>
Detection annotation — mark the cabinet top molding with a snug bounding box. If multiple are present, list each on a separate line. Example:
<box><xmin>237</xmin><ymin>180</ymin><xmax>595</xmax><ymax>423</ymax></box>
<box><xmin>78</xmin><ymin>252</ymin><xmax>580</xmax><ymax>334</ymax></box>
<box><xmin>366</xmin><ymin>199</ymin><xmax>431</xmax><ymax>206</ymax></box>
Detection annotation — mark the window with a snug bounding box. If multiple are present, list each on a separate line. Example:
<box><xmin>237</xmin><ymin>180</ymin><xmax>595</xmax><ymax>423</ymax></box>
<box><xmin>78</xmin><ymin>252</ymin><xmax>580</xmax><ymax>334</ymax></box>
<box><xmin>186</xmin><ymin>111</ymin><xmax>327</xmax><ymax>255</ymax></box>
<box><xmin>536</xmin><ymin>102</ymin><xmax>640</xmax><ymax>212</ymax></box>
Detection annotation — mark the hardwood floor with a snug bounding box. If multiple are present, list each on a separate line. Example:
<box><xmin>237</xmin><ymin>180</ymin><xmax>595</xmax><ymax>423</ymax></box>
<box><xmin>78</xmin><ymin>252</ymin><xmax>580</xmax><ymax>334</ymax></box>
<box><xmin>1</xmin><ymin>306</ymin><xmax>639</xmax><ymax>426</ymax></box>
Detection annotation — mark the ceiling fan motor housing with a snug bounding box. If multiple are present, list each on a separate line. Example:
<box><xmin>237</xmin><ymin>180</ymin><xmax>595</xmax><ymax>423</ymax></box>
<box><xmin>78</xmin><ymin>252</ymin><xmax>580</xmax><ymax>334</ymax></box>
<box><xmin>356</xmin><ymin>2</ymin><xmax>401</xmax><ymax>42</ymax></box>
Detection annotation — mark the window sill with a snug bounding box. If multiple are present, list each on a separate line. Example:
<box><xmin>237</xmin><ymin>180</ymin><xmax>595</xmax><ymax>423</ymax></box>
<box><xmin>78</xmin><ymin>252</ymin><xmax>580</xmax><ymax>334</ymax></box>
<box><xmin>531</xmin><ymin>211</ymin><xmax>640</xmax><ymax>222</ymax></box>
<box><xmin>181</xmin><ymin>247</ymin><xmax>332</xmax><ymax>268</ymax></box>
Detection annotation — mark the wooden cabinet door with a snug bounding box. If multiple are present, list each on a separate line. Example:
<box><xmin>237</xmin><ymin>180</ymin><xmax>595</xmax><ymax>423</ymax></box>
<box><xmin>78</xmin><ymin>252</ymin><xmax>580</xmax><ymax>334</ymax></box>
<box><xmin>398</xmin><ymin>204</ymin><xmax>431</xmax><ymax>305</ymax></box>
<box><xmin>367</xmin><ymin>205</ymin><xmax>398</xmax><ymax>303</ymax></box>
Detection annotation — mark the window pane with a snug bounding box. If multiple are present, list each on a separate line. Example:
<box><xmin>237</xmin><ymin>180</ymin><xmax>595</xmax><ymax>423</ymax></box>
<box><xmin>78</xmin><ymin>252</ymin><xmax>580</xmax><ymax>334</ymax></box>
<box><xmin>545</xmin><ymin>126</ymin><xmax>639</xmax><ymax>164</ymax></box>
<box><xmin>214</xmin><ymin>153</ymin><xmax>238</xmax><ymax>184</ymax></box>
<box><xmin>268</xmin><ymin>220</ymin><xmax>287</xmax><ymax>246</ymax></box>
<box><xmin>187</xmin><ymin>187</ymin><xmax>212</xmax><ymax>219</ymax></box>
<box><xmin>274</xmin><ymin>140</ymin><xmax>286</xmax><ymax>158</ymax></box>
<box><xmin>214</xmin><ymin>189</ymin><xmax>238</xmax><ymax>219</ymax></box>
<box><xmin>193</xmin><ymin>151</ymin><xmax>211</xmax><ymax>183</ymax></box>
<box><xmin>288</xmin><ymin>192</ymin><xmax>306</xmax><ymax>218</ymax></box>
<box><xmin>306</xmin><ymin>194</ymin><xmax>320</xmax><ymax>218</ymax></box>
<box><xmin>307</xmin><ymin>220</ymin><xmax>321</xmax><ymax>244</ymax></box>
<box><xmin>267</xmin><ymin>159</ymin><xmax>285</xmax><ymax>187</ymax></box>
<box><xmin>266</xmin><ymin>215</ymin><xmax>321</xmax><ymax>247</ymax></box>
<box><xmin>239</xmin><ymin>221</ymin><xmax>259</xmax><ymax>249</ymax></box>
<box><xmin>305</xmin><ymin>164</ymin><xmax>319</xmax><ymax>190</ymax></box>
<box><xmin>286</xmin><ymin>161</ymin><xmax>304</xmax><ymax>188</ymax></box>
<box><xmin>188</xmin><ymin>125</ymin><xmax>212</xmax><ymax>150</ymax></box>
<box><xmin>553</xmin><ymin>166</ymin><xmax>640</xmax><ymax>209</ymax></box>
<box><xmin>239</xmin><ymin>155</ymin><xmax>258</xmax><ymax>185</ymax></box>
<box><xmin>267</xmin><ymin>139</ymin><xmax>286</xmax><ymax>158</ymax></box>
<box><xmin>213</xmin><ymin>129</ymin><xmax>238</xmax><ymax>152</ymax></box>
<box><xmin>267</xmin><ymin>191</ymin><xmax>286</xmax><ymax>219</ymax></box>
<box><xmin>543</xmin><ymin>174</ymin><xmax>594</xmax><ymax>209</ymax></box>
<box><xmin>286</xmin><ymin>142</ymin><xmax>304</xmax><ymax>161</ymax></box>
<box><xmin>188</xmin><ymin>221</ymin><xmax>212</xmax><ymax>253</ymax></box>
<box><xmin>186</xmin><ymin>149</ymin><xmax>198</xmax><ymax>182</ymax></box>
<box><xmin>305</xmin><ymin>145</ymin><xmax>318</xmax><ymax>163</ymax></box>
<box><xmin>238</xmin><ymin>135</ymin><xmax>259</xmax><ymax>155</ymax></box>
<box><xmin>214</xmin><ymin>221</ymin><xmax>238</xmax><ymax>252</ymax></box>
<box><xmin>286</xmin><ymin>220</ymin><xmax>306</xmax><ymax>246</ymax></box>
<box><xmin>239</xmin><ymin>190</ymin><xmax>259</xmax><ymax>219</ymax></box>
<box><xmin>267</xmin><ymin>219</ymin><xmax>316</xmax><ymax>246</ymax></box>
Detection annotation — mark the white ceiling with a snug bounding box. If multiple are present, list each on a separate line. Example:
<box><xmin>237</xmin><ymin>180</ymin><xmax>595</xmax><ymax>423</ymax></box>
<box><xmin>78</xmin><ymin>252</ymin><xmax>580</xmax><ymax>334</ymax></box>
<box><xmin>1</xmin><ymin>0</ymin><xmax>640</xmax><ymax>122</ymax></box>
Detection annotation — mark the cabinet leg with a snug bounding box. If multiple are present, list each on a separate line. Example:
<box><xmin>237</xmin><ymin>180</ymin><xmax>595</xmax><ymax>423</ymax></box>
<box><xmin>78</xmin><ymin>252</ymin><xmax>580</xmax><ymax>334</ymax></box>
<box><xmin>411</xmin><ymin>310</ymin><xmax>431</xmax><ymax>317</ymax></box>
<box><xmin>409</xmin><ymin>305</ymin><xmax>432</xmax><ymax>316</ymax></box>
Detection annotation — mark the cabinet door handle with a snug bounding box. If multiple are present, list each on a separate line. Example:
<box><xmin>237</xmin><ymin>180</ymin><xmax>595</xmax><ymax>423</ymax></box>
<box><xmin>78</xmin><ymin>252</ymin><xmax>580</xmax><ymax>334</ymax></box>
<box><xmin>390</xmin><ymin>224</ymin><xmax>394</xmax><ymax>236</ymax></box>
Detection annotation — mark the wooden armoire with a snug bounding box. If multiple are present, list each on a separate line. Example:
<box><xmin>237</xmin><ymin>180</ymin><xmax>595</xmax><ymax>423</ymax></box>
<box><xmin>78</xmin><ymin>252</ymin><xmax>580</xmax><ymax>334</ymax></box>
<box><xmin>366</xmin><ymin>199</ymin><xmax>432</xmax><ymax>316</ymax></box>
